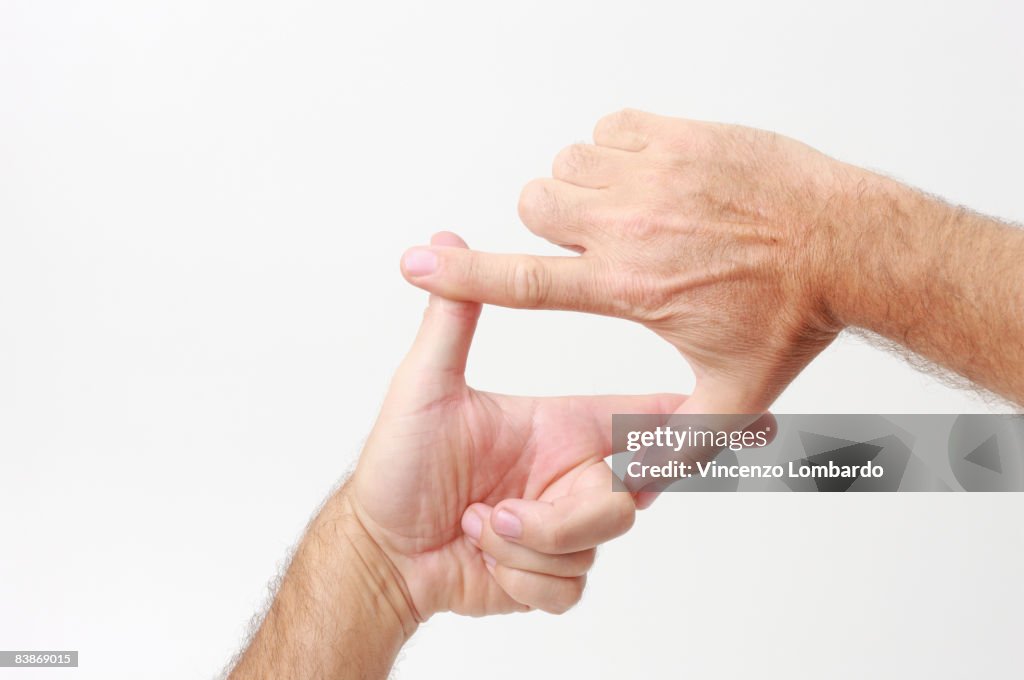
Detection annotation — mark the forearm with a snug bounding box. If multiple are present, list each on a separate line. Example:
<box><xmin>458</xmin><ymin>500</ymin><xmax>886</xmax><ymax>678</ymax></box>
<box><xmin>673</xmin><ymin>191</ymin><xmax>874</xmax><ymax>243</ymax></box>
<box><xmin>229</xmin><ymin>491</ymin><xmax>419</xmax><ymax>680</ymax></box>
<box><xmin>827</xmin><ymin>169</ymin><xmax>1024</xmax><ymax>403</ymax></box>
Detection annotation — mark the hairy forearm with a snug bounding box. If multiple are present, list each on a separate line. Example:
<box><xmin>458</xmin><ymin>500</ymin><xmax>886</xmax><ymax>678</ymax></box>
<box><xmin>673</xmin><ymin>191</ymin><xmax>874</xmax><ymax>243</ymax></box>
<box><xmin>827</xmin><ymin>169</ymin><xmax>1024</xmax><ymax>403</ymax></box>
<box><xmin>229</xmin><ymin>491</ymin><xmax>419</xmax><ymax>680</ymax></box>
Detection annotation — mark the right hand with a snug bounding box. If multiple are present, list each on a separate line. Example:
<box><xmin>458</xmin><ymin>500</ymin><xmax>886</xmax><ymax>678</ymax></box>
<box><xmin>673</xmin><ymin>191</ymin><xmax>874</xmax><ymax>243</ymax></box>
<box><xmin>401</xmin><ymin>109</ymin><xmax>858</xmax><ymax>414</ymax></box>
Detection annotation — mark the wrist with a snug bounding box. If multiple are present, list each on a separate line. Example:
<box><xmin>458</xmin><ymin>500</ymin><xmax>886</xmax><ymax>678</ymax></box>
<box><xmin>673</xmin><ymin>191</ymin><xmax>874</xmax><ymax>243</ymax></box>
<box><xmin>323</xmin><ymin>490</ymin><xmax>423</xmax><ymax>640</ymax></box>
<box><xmin>228</xmin><ymin>488</ymin><xmax>420</xmax><ymax>679</ymax></box>
<box><xmin>815</xmin><ymin>165</ymin><xmax>938</xmax><ymax>333</ymax></box>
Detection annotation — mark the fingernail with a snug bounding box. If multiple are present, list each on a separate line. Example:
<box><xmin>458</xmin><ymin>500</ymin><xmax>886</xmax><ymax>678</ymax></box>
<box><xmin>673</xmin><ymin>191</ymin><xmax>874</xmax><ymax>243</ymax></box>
<box><xmin>492</xmin><ymin>508</ymin><xmax>522</xmax><ymax>539</ymax></box>
<box><xmin>482</xmin><ymin>552</ymin><xmax>496</xmax><ymax>567</ymax></box>
<box><xmin>461</xmin><ymin>509</ymin><xmax>483</xmax><ymax>542</ymax></box>
<box><xmin>402</xmin><ymin>248</ymin><xmax>438</xmax><ymax>276</ymax></box>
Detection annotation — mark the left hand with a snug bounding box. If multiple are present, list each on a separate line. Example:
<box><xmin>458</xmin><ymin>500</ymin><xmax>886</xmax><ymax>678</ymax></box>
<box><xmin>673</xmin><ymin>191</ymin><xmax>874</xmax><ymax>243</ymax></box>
<box><xmin>345</xmin><ymin>231</ymin><xmax>687</xmax><ymax>619</ymax></box>
<box><xmin>399</xmin><ymin>110</ymin><xmax>850</xmax><ymax>414</ymax></box>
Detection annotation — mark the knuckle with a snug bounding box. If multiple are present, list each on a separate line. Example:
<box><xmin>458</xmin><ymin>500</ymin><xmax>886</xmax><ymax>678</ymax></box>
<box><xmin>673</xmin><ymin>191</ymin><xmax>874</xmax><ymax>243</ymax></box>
<box><xmin>552</xmin><ymin>144</ymin><xmax>593</xmax><ymax>178</ymax></box>
<box><xmin>569</xmin><ymin>575</ymin><xmax>587</xmax><ymax>604</ymax></box>
<box><xmin>545</xmin><ymin>600</ymin><xmax>572</xmax><ymax>615</ymax></box>
<box><xmin>594</xmin><ymin>108</ymin><xmax>653</xmax><ymax>147</ymax></box>
<box><xmin>607</xmin><ymin>269</ymin><xmax>659</xmax><ymax>321</ymax></box>
<box><xmin>496</xmin><ymin>564</ymin><xmax>518</xmax><ymax>589</ymax></box>
<box><xmin>517</xmin><ymin>179</ymin><xmax>558</xmax><ymax>226</ymax></box>
<box><xmin>455</xmin><ymin>248</ymin><xmax>477</xmax><ymax>285</ymax></box>
<box><xmin>615</xmin><ymin>107</ymin><xmax>644</xmax><ymax>128</ymax></box>
<box><xmin>644</xmin><ymin>164</ymin><xmax>680</xmax><ymax>197</ymax></box>
<box><xmin>546</xmin><ymin>521</ymin><xmax>569</xmax><ymax>553</ymax></box>
<box><xmin>621</xmin><ymin>208</ymin><xmax>662</xmax><ymax>242</ymax></box>
<box><xmin>494</xmin><ymin>565</ymin><xmax>525</xmax><ymax>598</ymax></box>
<box><xmin>477</xmin><ymin>528</ymin><xmax>502</xmax><ymax>557</ymax></box>
<box><xmin>598</xmin><ymin>108</ymin><xmax>641</xmax><ymax>134</ymax></box>
<box><xmin>507</xmin><ymin>256</ymin><xmax>549</xmax><ymax>308</ymax></box>
<box><xmin>612</xmin><ymin>494</ymin><xmax>636</xmax><ymax>535</ymax></box>
<box><xmin>688</xmin><ymin>122</ymin><xmax>725</xmax><ymax>155</ymax></box>
<box><xmin>551</xmin><ymin>576</ymin><xmax>586</xmax><ymax>614</ymax></box>
<box><xmin>574</xmin><ymin>548</ymin><xmax>597</xmax><ymax>574</ymax></box>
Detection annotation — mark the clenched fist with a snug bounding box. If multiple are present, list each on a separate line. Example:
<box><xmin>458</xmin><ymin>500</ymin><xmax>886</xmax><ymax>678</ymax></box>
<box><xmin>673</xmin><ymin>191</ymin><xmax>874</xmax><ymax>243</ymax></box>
<box><xmin>401</xmin><ymin>109</ymin><xmax>859</xmax><ymax>413</ymax></box>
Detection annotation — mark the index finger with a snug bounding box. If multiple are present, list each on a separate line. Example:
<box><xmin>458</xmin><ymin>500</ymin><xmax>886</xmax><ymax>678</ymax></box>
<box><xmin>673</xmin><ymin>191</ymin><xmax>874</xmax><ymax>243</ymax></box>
<box><xmin>401</xmin><ymin>245</ymin><xmax>612</xmax><ymax>314</ymax></box>
<box><xmin>488</xmin><ymin>468</ymin><xmax>637</xmax><ymax>555</ymax></box>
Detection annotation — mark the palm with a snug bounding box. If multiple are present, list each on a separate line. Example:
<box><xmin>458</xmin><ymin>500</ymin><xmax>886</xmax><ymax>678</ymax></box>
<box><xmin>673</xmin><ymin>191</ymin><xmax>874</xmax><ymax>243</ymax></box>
<box><xmin>357</xmin><ymin>380</ymin><xmax>644</xmax><ymax>614</ymax></box>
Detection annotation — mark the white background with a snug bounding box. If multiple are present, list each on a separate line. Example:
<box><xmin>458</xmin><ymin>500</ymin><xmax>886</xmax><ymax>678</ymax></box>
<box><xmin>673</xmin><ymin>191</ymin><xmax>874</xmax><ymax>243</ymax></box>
<box><xmin>2</xmin><ymin>1</ymin><xmax>1023</xmax><ymax>678</ymax></box>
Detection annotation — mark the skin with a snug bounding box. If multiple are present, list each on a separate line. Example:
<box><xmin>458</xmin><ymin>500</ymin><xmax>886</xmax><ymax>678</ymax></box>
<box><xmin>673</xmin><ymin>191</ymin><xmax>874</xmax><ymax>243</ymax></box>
<box><xmin>228</xmin><ymin>112</ymin><xmax>1023</xmax><ymax>676</ymax></box>
<box><xmin>400</xmin><ymin>109</ymin><xmax>1024</xmax><ymax>412</ymax></box>
<box><xmin>228</xmin><ymin>232</ymin><xmax>688</xmax><ymax>679</ymax></box>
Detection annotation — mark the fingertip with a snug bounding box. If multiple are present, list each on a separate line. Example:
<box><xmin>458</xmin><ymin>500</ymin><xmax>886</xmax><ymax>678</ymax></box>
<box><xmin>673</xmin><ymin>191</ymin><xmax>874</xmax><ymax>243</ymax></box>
<box><xmin>466</xmin><ymin>502</ymin><xmax>493</xmax><ymax>521</ymax></box>
<box><xmin>461</xmin><ymin>507</ymin><xmax>484</xmax><ymax>544</ymax></box>
<box><xmin>401</xmin><ymin>247</ymin><xmax>438</xmax><ymax>278</ymax></box>
<box><xmin>490</xmin><ymin>502</ymin><xmax>525</xmax><ymax>540</ymax></box>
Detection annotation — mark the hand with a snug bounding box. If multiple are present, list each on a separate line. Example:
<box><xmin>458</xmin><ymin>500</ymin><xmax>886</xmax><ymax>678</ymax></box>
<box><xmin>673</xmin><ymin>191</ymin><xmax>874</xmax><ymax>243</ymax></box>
<box><xmin>348</xmin><ymin>231</ymin><xmax>687</xmax><ymax>619</ymax></box>
<box><xmin>400</xmin><ymin>110</ymin><xmax>855</xmax><ymax>413</ymax></box>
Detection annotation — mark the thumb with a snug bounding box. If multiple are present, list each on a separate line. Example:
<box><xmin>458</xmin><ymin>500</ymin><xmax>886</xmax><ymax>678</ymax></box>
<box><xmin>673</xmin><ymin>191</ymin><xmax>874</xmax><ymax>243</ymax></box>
<box><xmin>399</xmin><ymin>231</ymin><xmax>482</xmax><ymax>377</ymax></box>
<box><xmin>634</xmin><ymin>377</ymin><xmax>777</xmax><ymax>509</ymax></box>
<box><xmin>673</xmin><ymin>375</ymin><xmax>770</xmax><ymax>416</ymax></box>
